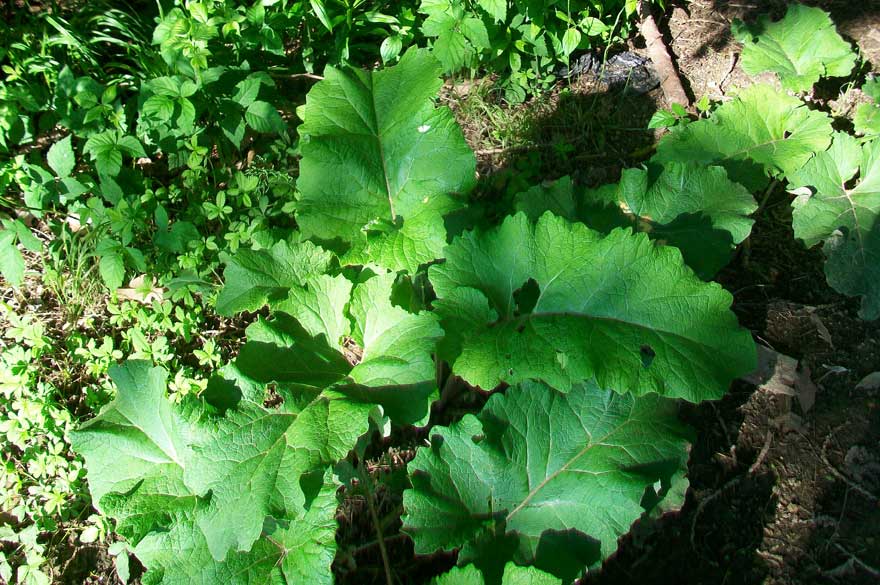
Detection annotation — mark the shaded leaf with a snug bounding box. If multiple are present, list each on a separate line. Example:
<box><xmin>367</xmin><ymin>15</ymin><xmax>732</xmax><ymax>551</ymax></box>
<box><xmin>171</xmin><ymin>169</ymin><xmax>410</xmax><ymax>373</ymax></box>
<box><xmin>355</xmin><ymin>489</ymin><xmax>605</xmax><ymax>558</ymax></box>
<box><xmin>245</xmin><ymin>100</ymin><xmax>286</xmax><ymax>134</ymax></box>
<box><xmin>238</xmin><ymin>273</ymin><xmax>442</xmax><ymax>425</ymax></box>
<box><xmin>788</xmin><ymin>133</ymin><xmax>880</xmax><ymax>319</ymax></box>
<box><xmin>432</xmin><ymin>564</ymin><xmax>560</xmax><ymax>585</ymax></box>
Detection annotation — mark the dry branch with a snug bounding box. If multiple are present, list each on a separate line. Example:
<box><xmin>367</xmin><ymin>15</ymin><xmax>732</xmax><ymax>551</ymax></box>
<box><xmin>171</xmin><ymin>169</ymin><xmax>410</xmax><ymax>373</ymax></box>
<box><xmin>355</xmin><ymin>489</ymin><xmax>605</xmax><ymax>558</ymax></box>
<box><xmin>637</xmin><ymin>0</ymin><xmax>690</xmax><ymax>107</ymax></box>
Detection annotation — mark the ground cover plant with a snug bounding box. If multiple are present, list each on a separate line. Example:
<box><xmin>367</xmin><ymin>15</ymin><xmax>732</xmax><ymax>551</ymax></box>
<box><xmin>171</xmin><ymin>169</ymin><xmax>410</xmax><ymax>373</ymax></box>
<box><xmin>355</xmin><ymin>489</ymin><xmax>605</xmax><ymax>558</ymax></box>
<box><xmin>1</xmin><ymin>0</ymin><xmax>879</xmax><ymax>584</ymax></box>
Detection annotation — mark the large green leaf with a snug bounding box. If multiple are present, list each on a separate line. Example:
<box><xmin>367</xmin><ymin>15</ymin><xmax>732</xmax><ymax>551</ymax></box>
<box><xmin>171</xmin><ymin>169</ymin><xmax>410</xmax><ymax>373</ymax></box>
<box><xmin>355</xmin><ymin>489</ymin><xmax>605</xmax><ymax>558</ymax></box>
<box><xmin>403</xmin><ymin>380</ymin><xmax>692</xmax><ymax>582</ymax></box>
<box><xmin>655</xmin><ymin>84</ymin><xmax>833</xmax><ymax>191</ymax></box>
<box><xmin>296</xmin><ymin>48</ymin><xmax>476</xmax><ymax>272</ymax></box>
<box><xmin>71</xmin><ymin>361</ymin><xmax>371</xmax><ymax>583</ymax></box>
<box><xmin>516</xmin><ymin>164</ymin><xmax>758</xmax><ymax>278</ymax></box>
<box><xmin>733</xmin><ymin>3</ymin><xmax>856</xmax><ymax>92</ymax></box>
<box><xmin>237</xmin><ymin>272</ymin><xmax>443</xmax><ymax>424</ymax></box>
<box><xmin>788</xmin><ymin>133</ymin><xmax>880</xmax><ymax>320</ymax></box>
<box><xmin>429</xmin><ymin>212</ymin><xmax>756</xmax><ymax>401</ymax></box>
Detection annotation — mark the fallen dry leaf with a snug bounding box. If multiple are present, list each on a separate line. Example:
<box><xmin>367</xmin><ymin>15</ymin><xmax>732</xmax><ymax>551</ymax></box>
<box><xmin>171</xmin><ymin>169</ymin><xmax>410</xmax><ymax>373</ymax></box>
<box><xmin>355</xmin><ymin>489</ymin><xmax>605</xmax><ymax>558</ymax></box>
<box><xmin>116</xmin><ymin>274</ymin><xmax>164</xmax><ymax>305</ymax></box>
<box><xmin>808</xmin><ymin>311</ymin><xmax>834</xmax><ymax>348</ymax></box>
<box><xmin>743</xmin><ymin>345</ymin><xmax>817</xmax><ymax>413</ymax></box>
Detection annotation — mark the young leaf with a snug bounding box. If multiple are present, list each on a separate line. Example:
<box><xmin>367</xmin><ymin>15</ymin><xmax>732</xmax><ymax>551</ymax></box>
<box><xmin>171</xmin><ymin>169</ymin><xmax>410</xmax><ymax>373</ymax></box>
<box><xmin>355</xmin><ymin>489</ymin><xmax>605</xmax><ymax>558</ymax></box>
<box><xmin>514</xmin><ymin>176</ymin><xmax>580</xmax><ymax>221</ymax></box>
<box><xmin>99</xmin><ymin>250</ymin><xmax>125</xmax><ymax>290</ymax></box>
<box><xmin>647</xmin><ymin>109</ymin><xmax>679</xmax><ymax>129</ymax></box>
<box><xmin>10</xmin><ymin>220</ymin><xmax>41</xmax><ymax>253</ymax></box>
<box><xmin>245</xmin><ymin>100</ymin><xmax>286</xmax><ymax>134</ymax></box>
<box><xmin>238</xmin><ymin>272</ymin><xmax>443</xmax><ymax>425</ymax></box>
<box><xmin>380</xmin><ymin>35</ymin><xmax>404</xmax><ymax>63</ymax></box>
<box><xmin>72</xmin><ymin>361</ymin><xmax>371</xmax><ymax>583</ymax></box>
<box><xmin>429</xmin><ymin>212</ymin><xmax>756</xmax><ymax>400</ymax></box>
<box><xmin>420</xmin><ymin>1</ymin><xmax>480</xmax><ymax>73</ymax></box>
<box><xmin>142</xmin><ymin>94</ymin><xmax>176</xmax><ymax>122</ymax></box>
<box><xmin>83</xmin><ymin>131</ymin><xmax>146</xmax><ymax>177</ymax></box>
<box><xmin>47</xmin><ymin>135</ymin><xmax>75</xmax><ymax>177</ymax></box>
<box><xmin>233</xmin><ymin>72</ymin><xmax>273</xmax><ymax>108</ymax></box>
<box><xmin>584</xmin><ymin>162</ymin><xmax>757</xmax><ymax>278</ymax></box>
<box><xmin>460</xmin><ymin>17</ymin><xmax>490</xmax><ymax>51</ymax></box>
<box><xmin>516</xmin><ymin>166</ymin><xmax>758</xmax><ymax>279</ymax></box>
<box><xmin>787</xmin><ymin>133</ymin><xmax>880</xmax><ymax>320</ymax></box>
<box><xmin>297</xmin><ymin>48</ymin><xmax>476</xmax><ymax>273</ymax></box>
<box><xmin>220</xmin><ymin>100</ymin><xmax>248</xmax><ymax>147</ymax></box>
<box><xmin>854</xmin><ymin>103</ymin><xmax>880</xmax><ymax>138</ymax></box>
<box><xmin>561</xmin><ymin>28</ymin><xmax>581</xmax><ymax>57</ymax></box>
<box><xmin>475</xmin><ymin>0</ymin><xmax>505</xmax><ymax>23</ymax></box>
<box><xmin>655</xmin><ymin>84</ymin><xmax>833</xmax><ymax>191</ymax></box>
<box><xmin>733</xmin><ymin>3</ymin><xmax>856</xmax><ymax>92</ymax></box>
<box><xmin>147</xmin><ymin>76</ymin><xmax>184</xmax><ymax>97</ymax></box>
<box><xmin>403</xmin><ymin>380</ymin><xmax>692</xmax><ymax>582</ymax></box>
<box><xmin>0</xmin><ymin>229</ymin><xmax>25</xmax><ymax>285</ymax></box>
<box><xmin>216</xmin><ymin>239</ymin><xmax>334</xmax><ymax>316</ymax></box>
<box><xmin>433</xmin><ymin>564</ymin><xmax>561</xmax><ymax>585</ymax></box>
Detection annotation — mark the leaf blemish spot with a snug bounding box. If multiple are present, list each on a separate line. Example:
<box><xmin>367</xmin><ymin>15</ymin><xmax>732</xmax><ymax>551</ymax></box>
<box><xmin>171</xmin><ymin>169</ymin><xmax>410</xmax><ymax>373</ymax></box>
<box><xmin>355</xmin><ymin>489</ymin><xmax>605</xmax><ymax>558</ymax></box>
<box><xmin>640</xmin><ymin>345</ymin><xmax>656</xmax><ymax>368</ymax></box>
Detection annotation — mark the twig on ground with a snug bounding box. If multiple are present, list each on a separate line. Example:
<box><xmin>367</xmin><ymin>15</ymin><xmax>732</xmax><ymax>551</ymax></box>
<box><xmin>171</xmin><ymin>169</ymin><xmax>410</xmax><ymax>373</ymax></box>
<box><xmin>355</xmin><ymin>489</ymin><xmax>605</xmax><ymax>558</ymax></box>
<box><xmin>475</xmin><ymin>145</ymin><xmax>530</xmax><ymax>156</ymax></box>
<box><xmin>690</xmin><ymin>429</ymin><xmax>774</xmax><ymax>550</ymax></box>
<box><xmin>828</xmin><ymin>543</ymin><xmax>880</xmax><ymax>578</ymax></box>
<box><xmin>637</xmin><ymin>0</ymin><xmax>690</xmax><ymax>107</ymax></box>
<box><xmin>687</xmin><ymin>18</ymin><xmax>729</xmax><ymax>27</ymax></box>
<box><xmin>817</xmin><ymin>428</ymin><xmax>878</xmax><ymax>502</ymax></box>
<box><xmin>710</xmin><ymin>402</ymin><xmax>737</xmax><ymax>467</ymax></box>
<box><xmin>690</xmin><ymin>476</ymin><xmax>741</xmax><ymax>550</ymax></box>
<box><xmin>352</xmin><ymin>533</ymin><xmax>408</xmax><ymax>557</ymax></box>
<box><xmin>719</xmin><ymin>53</ymin><xmax>738</xmax><ymax>95</ymax></box>
<box><xmin>749</xmin><ymin>429</ymin><xmax>773</xmax><ymax>474</ymax></box>
<box><xmin>269</xmin><ymin>72</ymin><xmax>324</xmax><ymax>81</ymax></box>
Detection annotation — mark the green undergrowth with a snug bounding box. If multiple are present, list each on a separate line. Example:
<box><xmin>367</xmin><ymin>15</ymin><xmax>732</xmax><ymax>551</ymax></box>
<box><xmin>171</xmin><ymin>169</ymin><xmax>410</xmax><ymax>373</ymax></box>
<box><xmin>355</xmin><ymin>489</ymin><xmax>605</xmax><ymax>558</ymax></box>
<box><xmin>0</xmin><ymin>1</ymin><xmax>878</xmax><ymax>584</ymax></box>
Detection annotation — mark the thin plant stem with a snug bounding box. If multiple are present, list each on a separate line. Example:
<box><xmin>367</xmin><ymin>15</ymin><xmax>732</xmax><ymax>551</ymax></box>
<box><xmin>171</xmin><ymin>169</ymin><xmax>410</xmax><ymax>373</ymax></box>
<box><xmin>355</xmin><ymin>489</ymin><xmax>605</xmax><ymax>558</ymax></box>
<box><xmin>359</xmin><ymin>460</ymin><xmax>394</xmax><ymax>585</ymax></box>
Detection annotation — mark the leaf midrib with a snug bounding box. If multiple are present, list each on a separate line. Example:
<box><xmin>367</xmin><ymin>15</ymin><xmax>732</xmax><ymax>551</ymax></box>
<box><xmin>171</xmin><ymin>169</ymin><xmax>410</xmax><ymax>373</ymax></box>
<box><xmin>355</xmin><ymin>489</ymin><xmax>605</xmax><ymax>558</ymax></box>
<box><xmin>505</xmin><ymin>308</ymin><xmax>712</xmax><ymax>349</ymax></box>
<box><xmin>505</xmin><ymin>408</ymin><xmax>638</xmax><ymax>524</ymax></box>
